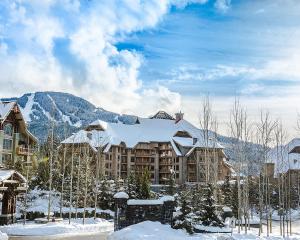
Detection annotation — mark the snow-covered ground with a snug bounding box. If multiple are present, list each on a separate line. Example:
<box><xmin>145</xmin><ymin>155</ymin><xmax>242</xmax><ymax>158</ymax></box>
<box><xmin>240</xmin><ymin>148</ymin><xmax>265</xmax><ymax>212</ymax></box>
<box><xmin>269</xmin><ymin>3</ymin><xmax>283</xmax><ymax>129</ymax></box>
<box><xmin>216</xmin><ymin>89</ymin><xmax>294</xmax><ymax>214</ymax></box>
<box><xmin>0</xmin><ymin>232</ymin><xmax>7</xmax><ymax>240</ymax></box>
<box><xmin>0</xmin><ymin>218</ymin><xmax>113</xmax><ymax>237</ymax></box>
<box><xmin>108</xmin><ymin>220</ymin><xmax>300</xmax><ymax>240</ymax></box>
<box><xmin>17</xmin><ymin>189</ymin><xmax>114</xmax><ymax>218</ymax></box>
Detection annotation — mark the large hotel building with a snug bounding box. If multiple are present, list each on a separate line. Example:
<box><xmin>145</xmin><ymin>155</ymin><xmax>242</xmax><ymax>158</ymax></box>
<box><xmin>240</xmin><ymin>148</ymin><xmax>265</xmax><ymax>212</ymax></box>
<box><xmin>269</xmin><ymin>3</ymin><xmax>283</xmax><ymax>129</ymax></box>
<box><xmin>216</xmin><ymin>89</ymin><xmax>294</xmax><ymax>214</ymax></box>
<box><xmin>61</xmin><ymin>111</ymin><xmax>234</xmax><ymax>185</ymax></box>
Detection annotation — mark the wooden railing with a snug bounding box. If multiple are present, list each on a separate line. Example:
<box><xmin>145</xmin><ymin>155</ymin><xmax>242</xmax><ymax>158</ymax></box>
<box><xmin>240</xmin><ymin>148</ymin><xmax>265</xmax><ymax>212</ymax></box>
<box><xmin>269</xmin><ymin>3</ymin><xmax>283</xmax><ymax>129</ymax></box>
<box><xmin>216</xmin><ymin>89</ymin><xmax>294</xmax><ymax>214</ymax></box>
<box><xmin>16</xmin><ymin>146</ymin><xmax>34</xmax><ymax>156</ymax></box>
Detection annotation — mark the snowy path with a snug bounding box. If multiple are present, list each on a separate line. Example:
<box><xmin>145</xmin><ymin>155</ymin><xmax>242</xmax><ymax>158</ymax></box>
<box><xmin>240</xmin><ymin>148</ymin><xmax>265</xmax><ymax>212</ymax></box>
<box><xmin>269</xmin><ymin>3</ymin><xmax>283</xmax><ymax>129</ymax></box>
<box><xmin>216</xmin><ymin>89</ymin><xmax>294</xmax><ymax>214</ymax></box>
<box><xmin>0</xmin><ymin>218</ymin><xmax>113</xmax><ymax>240</ymax></box>
<box><xmin>8</xmin><ymin>231</ymin><xmax>110</xmax><ymax>240</ymax></box>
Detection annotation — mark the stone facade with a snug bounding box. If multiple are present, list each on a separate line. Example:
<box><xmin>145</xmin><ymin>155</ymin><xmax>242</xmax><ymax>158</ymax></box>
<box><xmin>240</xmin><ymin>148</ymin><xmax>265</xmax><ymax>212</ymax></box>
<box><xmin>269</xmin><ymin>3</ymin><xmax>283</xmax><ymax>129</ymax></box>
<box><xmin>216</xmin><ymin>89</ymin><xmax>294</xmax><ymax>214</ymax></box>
<box><xmin>114</xmin><ymin>192</ymin><xmax>175</xmax><ymax>231</ymax></box>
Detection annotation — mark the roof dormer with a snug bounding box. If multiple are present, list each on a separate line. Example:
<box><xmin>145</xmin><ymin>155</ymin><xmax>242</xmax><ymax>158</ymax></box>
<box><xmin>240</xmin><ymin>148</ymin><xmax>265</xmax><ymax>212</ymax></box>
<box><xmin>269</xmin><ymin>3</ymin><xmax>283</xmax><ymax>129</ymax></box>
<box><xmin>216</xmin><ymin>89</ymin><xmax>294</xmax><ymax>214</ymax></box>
<box><xmin>173</xmin><ymin>130</ymin><xmax>192</xmax><ymax>138</ymax></box>
<box><xmin>85</xmin><ymin>119</ymin><xmax>108</xmax><ymax>131</ymax></box>
<box><xmin>150</xmin><ymin>110</ymin><xmax>175</xmax><ymax>120</ymax></box>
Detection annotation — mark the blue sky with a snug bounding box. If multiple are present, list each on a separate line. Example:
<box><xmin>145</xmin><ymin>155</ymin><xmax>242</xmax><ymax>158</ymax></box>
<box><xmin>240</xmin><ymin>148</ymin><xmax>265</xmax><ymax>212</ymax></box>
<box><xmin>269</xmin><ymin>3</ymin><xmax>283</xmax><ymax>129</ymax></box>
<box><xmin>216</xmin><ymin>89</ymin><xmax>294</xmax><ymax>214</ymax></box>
<box><xmin>0</xmin><ymin>0</ymin><xmax>300</xmax><ymax>135</ymax></box>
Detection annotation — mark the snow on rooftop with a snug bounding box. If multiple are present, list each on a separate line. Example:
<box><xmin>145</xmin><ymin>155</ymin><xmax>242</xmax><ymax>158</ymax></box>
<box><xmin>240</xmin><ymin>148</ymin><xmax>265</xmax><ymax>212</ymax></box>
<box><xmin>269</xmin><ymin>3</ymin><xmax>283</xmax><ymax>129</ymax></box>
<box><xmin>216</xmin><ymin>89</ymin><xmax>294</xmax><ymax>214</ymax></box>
<box><xmin>127</xmin><ymin>196</ymin><xmax>175</xmax><ymax>205</ymax></box>
<box><xmin>0</xmin><ymin>101</ymin><xmax>15</xmax><ymax>120</ymax></box>
<box><xmin>269</xmin><ymin>138</ymin><xmax>300</xmax><ymax>175</ymax></box>
<box><xmin>61</xmin><ymin>114</ymin><xmax>224</xmax><ymax>157</ymax></box>
<box><xmin>127</xmin><ymin>199</ymin><xmax>163</xmax><ymax>205</ymax></box>
<box><xmin>114</xmin><ymin>192</ymin><xmax>129</xmax><ymax>199</ymax></box>
<box><xmin>0</xmin><ymin>169</ymin><xmax>27</xmax><ymax>183</ymax></box>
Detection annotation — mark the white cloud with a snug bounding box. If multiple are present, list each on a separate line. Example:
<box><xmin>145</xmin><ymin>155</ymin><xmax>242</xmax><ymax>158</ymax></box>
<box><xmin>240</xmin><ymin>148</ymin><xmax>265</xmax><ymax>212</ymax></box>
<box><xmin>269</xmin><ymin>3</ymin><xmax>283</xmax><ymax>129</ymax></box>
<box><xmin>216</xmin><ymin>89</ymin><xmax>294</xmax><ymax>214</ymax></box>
<box><xmin>0</xmin><ymin>0</ymin><xmax>208</xmax><ymax>116</ymax></box>
<box><xmin>214</xmin><ymin>0</ymin><xmax>231</xmax><ymax>13</ymax></box>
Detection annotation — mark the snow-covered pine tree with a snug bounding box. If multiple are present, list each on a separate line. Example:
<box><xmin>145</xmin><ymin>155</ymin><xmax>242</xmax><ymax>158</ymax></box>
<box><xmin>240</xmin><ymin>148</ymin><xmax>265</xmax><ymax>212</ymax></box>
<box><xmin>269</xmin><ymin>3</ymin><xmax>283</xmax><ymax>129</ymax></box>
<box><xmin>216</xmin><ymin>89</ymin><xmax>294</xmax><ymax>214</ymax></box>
<box><xmin>98</xmin><ymin>178</ymin><xmax>113</xmax><ymax>210</ymax></box>
<box><xmin>232</xmin><ymin>180</ymin><xmax>239</xmax><ymax>218</ymax></box>
<box><xmin>140</xmin><ymin>169</ymin><xmax>151</xmax><ymax>199</ymax></box>
<box><xmin>135</xmin><ymin>174</ymin><xmax>142</xmax><ymax>198</ymax></box>
<box><xmin>172</xmin><ymin>190</ymin><xmax>194</xmax><ymax>234</ymax></box>
<box><xmin>167</xmin><ymin>168</ymin><xmax>176</xmax><ymax>195</ymax></box>
<box><xmin>126</xmin><ymin>172</ymin><xmax>137</xmax><ymax>199</ymax></box>
<box><xmin>222</xmin><ymin>176</ymin><xmax>233</xmax><ymax>208</ymax></box>
<box><xmin>201</xmin><ymin>184</ymin><xmax>224</xmax><ymax>227</ymax></box>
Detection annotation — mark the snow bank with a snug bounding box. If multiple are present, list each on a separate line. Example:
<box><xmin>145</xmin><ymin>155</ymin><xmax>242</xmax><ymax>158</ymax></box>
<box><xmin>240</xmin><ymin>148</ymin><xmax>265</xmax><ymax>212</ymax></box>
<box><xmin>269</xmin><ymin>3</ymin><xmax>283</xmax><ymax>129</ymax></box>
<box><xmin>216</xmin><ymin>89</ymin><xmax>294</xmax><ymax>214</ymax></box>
<box><xmin>108</xmin><ymin>221</ymin><xmax>300</xmax><ymax>240</ymax></box>
<box><xmin>114</xmin><ymin>192</ymin><xmax>129</xmax><ymax>199</ymax></box>
<box><xmin>194</xmin><ymin>224</ymin><xmax>231</xmax><ymax>233</ymax></box>
<box><xmin>0</xmin><ymin>218</ymin><xmax>113</xmax><ymax>236</ymax></box>
<box><xmin>269</xmin><ymin>209</ymin><xmax>300</xmax><ymax>221</ymax></box>
<box><xmin>108</xmin><ymin>221</ymin><xmax>231</xmax><ymax>240</ymax></box>
<box><xmin>0</xmin><ymin>232</ymin><xmax>7</xmax><ymax>240</ymax></box>
<box><xmin>17</xmin><ymin>189</ymin><xmax>114</xmax><ymax>218</ymax></box>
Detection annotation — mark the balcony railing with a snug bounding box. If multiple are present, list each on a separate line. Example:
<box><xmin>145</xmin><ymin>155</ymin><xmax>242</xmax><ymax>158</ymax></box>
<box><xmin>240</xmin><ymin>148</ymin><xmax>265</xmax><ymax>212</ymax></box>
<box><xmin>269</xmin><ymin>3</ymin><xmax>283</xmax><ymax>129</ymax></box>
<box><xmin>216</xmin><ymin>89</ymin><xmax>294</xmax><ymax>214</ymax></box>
<box><xmin>16</xmin><ymin>146</ymin><xmax>34</xmax><ymax>156</ymax></box>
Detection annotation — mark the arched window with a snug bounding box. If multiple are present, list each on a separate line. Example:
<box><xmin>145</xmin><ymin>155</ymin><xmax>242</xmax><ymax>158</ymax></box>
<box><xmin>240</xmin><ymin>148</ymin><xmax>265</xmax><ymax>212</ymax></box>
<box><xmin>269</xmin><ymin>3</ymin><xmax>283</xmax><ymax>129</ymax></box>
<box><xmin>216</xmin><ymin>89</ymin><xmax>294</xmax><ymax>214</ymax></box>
<box><xmin>4</xmin><ymin>123</ymin><xmax>13</xmax><ymax>136</ymax></box>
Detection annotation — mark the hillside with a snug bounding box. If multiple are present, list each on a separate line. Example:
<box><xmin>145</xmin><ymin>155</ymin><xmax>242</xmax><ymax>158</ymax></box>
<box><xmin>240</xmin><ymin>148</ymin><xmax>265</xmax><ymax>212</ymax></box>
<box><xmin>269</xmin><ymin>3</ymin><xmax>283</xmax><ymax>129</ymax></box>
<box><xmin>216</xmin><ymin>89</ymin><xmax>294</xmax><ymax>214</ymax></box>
<box><xmin>1</xmin><ymin>92</ymin><xmax>137</xmax><ymax>142</ymax></box>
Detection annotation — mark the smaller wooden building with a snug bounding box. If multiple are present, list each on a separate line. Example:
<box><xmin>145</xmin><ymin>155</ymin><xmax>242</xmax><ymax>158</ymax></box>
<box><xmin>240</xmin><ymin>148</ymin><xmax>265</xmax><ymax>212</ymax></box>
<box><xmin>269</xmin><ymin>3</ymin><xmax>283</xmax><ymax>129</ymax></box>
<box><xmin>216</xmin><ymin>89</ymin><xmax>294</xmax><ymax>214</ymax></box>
<box><xmin>0</xmin><ymin>169</ymin><xmax>27</xmax><ymax>225</ymax></box>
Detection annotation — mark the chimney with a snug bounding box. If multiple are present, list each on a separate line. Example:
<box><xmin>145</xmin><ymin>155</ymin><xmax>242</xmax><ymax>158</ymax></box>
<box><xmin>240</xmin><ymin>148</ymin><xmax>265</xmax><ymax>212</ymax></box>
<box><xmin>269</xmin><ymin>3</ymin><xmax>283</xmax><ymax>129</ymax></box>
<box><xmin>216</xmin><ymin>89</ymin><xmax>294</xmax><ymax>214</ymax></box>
<box><xmin>87</xmin><ymin>132</ymin><xmax>92</xmax><ymax>140</ymax></box>
<box><xmin>175</xmin><ymin>111</ymin><xmax>184</xmax><ymax>123</ymax></box>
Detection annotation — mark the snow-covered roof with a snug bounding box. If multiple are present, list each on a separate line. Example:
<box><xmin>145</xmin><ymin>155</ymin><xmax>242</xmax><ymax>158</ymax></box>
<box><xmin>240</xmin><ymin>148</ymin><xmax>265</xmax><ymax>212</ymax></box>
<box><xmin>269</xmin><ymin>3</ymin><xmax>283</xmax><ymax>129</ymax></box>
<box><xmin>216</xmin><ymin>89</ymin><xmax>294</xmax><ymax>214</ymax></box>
<box><xmin>114</xmin><ymin>192</ymin><xmax>129</xmax><ymax>199</ymax></box>
<box><xmin>61</xmin><ymin>112</ymin><xmax>224</xmax><ymax>156</ymax></box>
<box><xmin>0</xmin><ymin>169</ymin><xmax>27</xmax><ymax>183</ymax></box>
<box><xmin>0</xmin><ymin>101</ymin><xmax>38</xmax><ymax>143</ymax></box>
<box><xmin>159</xmin><ymin>195</ymin><xmax>175</xmax><ymax>202</ymax></box>
<box><xmin>269</xmin><ymin>138</ymin><xmax>300</xmax><ymax>175</ymax></box>
<box><xmin>127</xmin><ymin>195</ymin><xmax>174</xmax><ymax>205</ymax></box>
<box><xmin>0</xmin><ymin>101</ymin><xmax>16</xmax><ymax>120</ymax></box>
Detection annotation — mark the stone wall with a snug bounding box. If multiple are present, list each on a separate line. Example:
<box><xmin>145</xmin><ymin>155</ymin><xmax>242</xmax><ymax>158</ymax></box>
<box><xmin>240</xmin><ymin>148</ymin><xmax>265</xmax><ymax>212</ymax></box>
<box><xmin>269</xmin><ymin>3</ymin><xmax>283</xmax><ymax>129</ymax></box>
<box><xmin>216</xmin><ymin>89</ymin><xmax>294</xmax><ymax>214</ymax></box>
<box><xmin>114</xmin><ymin>193</ymin><xmax>175</xmax><ymax>231</ymax></box>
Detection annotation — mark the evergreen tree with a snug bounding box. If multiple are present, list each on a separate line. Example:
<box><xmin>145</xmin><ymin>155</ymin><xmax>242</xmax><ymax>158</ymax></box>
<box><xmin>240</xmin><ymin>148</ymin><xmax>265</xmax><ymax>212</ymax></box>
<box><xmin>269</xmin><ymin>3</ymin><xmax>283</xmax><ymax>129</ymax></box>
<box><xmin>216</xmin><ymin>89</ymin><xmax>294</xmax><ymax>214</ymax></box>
<box><xmin>167</xmin><ymin>169</ymin><xmax>176</xmax><ymax>195</ymax></box>
<box><xmin>248</xmin><ymin>178</ymin><xmax>259</xmax><ymax>210</ymax></box>
<box><xmin>135</xmin><ymin>174</ymin><xmax>142</xmax><ymax>198</ymax></box>
<box><xmin>201</xmin><ymin>184</ymin><xmax>224</xmax><ymax>227</ymax></box>
<box><xmin>222</xmin><ymin>176</ymin><xmax>233</xmax><ymax>208</ymax></box>
<box><xmin>140</xmin><ymin>169</ymin><xmax>151</xmax><ymax>199</ymax></box>
<box><xmin>232</xmin><ymin>180</ymin><xmax>239</xmax><ymax>218</ymax></box>
<box><xmin>126</xmin><ymin>172</ymin><xmax>137</xmax><ymax>199</ymax></box>
<box><xmin>98</xmin><ymin>178</ymin><xmax>114</xmax><ymax>210</ymax></box>
<box><xmin>172</xmin><ymin>190</ymin><xmax>194</xmax><ymax>234</ymax></box>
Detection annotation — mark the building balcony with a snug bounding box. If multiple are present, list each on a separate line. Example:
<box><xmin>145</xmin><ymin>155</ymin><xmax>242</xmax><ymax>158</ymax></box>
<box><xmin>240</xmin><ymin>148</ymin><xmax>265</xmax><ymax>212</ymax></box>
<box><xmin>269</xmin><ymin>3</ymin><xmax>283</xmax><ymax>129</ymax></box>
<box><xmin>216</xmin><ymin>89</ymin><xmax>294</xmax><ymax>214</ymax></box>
<box><xmin>16</xmin><ymin>146</ymin><xmax>34</xmax><ymax>156</ymax></box>
<box><xmin>187</xmin><ymin>160</ymin><xmax>196</xmax><ymax>164</ymax></box>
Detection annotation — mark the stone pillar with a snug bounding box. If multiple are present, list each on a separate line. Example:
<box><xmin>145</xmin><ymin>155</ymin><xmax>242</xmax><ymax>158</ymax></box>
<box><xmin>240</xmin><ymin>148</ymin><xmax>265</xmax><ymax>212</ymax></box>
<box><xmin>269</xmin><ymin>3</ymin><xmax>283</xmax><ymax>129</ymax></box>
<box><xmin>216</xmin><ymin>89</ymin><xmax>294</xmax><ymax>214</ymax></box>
<box><xmin>0</xmin><ymin>130</ymin><xmax>4</xmax><ymax>165</ymax></box>
<box><xmin>113</xmin><ymin>192</ymin><xmax>129</xmax><ymax>231</ymax></box>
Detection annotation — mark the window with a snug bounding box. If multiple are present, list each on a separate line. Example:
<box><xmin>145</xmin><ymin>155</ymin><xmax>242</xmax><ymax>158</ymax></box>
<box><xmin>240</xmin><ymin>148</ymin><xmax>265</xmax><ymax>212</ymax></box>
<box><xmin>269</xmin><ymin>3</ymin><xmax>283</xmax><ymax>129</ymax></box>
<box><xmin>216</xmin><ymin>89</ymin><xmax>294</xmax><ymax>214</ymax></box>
<box><xmin>294</xmin><ymin>159</ymin><xmax>298</xmax><ymax>164</ymax></box>
<box><xmin>3</xmin><ymin>139</ymin><xmax>12</xmax><ymax>150</ymax></box>
<box><xmin>4</xmin><ymin>123</ymin><xmax>13</xmax><ymax>136</ymax></box>
<box><xmin>131</xmin><ymin>157</ymin><xmax>135</xmax><ymax>163</ymax></box>
<box><xmin>2</xmin><ymin>154</ymin><xmax>12</xmax><ymax>163</ymax></box>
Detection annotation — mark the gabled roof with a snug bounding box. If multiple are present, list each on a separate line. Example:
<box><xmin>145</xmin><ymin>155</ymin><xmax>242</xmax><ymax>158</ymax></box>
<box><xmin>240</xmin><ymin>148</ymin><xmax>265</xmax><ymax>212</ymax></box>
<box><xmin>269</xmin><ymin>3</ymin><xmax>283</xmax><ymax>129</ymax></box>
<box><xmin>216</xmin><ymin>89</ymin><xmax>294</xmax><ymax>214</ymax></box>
<box><xmin>0</xmin><ymin>101</ymin><xmax>38</xmax><ymax>143</ymax></box>
<box><xmin>150</xmin><ymin>110</ymin><xmax>175</xmax><ymax>120</ymax></box>
<box><xmin>0</xmin><ymin>169</ymin><xmax>27</xmax><ymax>183</ymax></box>
<box><xmin>61</xmin><ymin>112</ymin><xmax>224</xmax><ymax>156</ymax></box>
<box><xmin>0</xmin><ymin>101</ymin><xmax>16</xmax><ymax>121</ymax></box>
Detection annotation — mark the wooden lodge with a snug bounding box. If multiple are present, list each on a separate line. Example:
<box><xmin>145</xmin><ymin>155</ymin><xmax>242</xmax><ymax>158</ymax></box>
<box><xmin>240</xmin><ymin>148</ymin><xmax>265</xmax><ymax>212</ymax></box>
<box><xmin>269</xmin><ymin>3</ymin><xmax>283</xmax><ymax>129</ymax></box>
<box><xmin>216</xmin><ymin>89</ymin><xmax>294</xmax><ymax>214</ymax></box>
<box><xmin>60</xmin><ymin>111</ymin><xmax>234</xmax><ymax>185</ymax></box>
<box><xmin>0</xmin><ymin>101</ymin><xmax>37</xmax><ymax>224</ymax></box>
